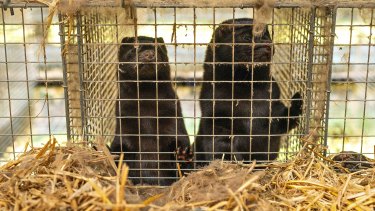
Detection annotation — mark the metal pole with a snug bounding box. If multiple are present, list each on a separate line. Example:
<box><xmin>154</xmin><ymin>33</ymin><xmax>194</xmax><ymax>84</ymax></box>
<box><xmin>59</xmin><ymin>13</ymin><xmax>72</xmax><ymax>142</ymax></box>
<box><xmin>304</xmin><ymin>7</ymin><xmax>316</xmax><ymax>135</ymax></box>
<box><xmin>323</xmin><ymin>7</ymin><xmax>337</xmax><ymax>154</ymax></box>
<box><xmin>76</xmin><ymin>13</ymin><xmax>87</xmax><ymax>142</ymax></box>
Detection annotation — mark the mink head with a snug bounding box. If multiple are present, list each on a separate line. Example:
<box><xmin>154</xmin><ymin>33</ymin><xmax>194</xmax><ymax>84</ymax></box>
<box><xmin>118</xmin><ymin>36</ymin><xmax>170</xmax><ymax>80</ymax></box>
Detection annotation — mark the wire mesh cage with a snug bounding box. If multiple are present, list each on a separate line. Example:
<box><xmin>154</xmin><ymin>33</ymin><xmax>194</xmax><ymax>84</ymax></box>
<box><xmin>1</xmin><ymin>0</ymin><xmax>374</xmax><ymax>186</ymax></box>
<box><xmin>58</xmin><ymin>3</ymin><xmax>333</xmax><ymax>185</ymax></box>
<box><xmin>61</xmin><ymin>8</ymin><xmax>121</xmax><ymax>143</ymax></box>
<box><xmin>0</xmin><ymin>4</ymin><xmax>65</xmax><ymax>162</ymax></box>
<box><xmin>328</xmin><ymin>7</ymin><xmax>375</xmax><ymax>158</ymax></box>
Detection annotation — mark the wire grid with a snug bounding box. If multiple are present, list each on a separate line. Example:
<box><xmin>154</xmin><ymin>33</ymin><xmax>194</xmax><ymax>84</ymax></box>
<box><xmin>0</xmin><ymin>1</ymin><xmax>373</xmax><ymax>184</ymax></box>
<box><xmin>328</xmin><ymin>7</ymin><xmax>375</xmax><ymax>158</ymax></box>
<box><xmin>271</xmin><ymin>8</ymin><xmax>311</xmax><ymax>158</ymax></box>
<box><xmin>59</xmin><ymin>5</ymin><xmax>335</xmax><ymax>184</ymax></box>
<box><xmin>0</xmin><ymin>5</ymin><xmax>66</xmax><ymax>163</ymax></box>
<box><xmin>81</xmin><ymin>12</ymin><xmax>118</xmax><ymax>143</ymax></box>
<box><xmin>309</xmin><ymin>8</ymin><xmax>336</xmax><ymax>146</ymax></box>
<box><xmin>61</xmin><ymin>8</ymin><xmax>131</xmax><ymax>143</ymax></box>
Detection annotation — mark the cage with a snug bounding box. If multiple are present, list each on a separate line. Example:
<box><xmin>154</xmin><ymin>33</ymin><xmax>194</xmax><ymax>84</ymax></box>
<box><xmin>0</xmin><ymin>0</ymin><xmax>374</xmax><ymax>186</ymax></box>
<box><xmin>0</xmin><ymin>3</ymin><xmax>65</xmax><ymax>162</ymax></box>
<box><xmin>60</xmin><ymin>1</ymin><xmax>330</xmax><ymax>185</ymax></box>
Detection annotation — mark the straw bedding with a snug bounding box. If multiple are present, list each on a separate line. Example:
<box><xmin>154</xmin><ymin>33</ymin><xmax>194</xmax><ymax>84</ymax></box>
<box><xmin>0</xmin><ymin>137</ymin><xmax>373</xmax><ymax>210</ymax></box>
<box><xmin>0</xmin><ymin>139</ymin><xmax>145</xmax><ymax>210</ymax></box>
<box><xmin>1</xmin><ymin>0</ymin><xmax>373</xmax><ymax>210</ymax></box>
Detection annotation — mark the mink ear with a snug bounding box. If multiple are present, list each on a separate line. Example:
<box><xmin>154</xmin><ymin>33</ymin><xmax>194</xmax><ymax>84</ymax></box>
<box><xmin>156</xmin><ymin>37</ymin><xmax>168</xmax><ymax>55</ymax></box>
<box><xmin>121</xmin><ymin>37</ymin><xmax>135</xmax><ymax>44</ymax></box>
<box><xmin>156</xmin><ymin>37</ymin><xmax>165</xmax><ymax>44</ymax></box>
<box><xmin>215</xmin><ymin>25</ymin><xmax>232</xmax><ymax>42</ymax></box>
<box><xmin>261</xmin><ymin>28</ymin><xmax>275</xmax><ymax>55</ymax></box>
<box><xmin>119</xmin><ymin>37</ymin><xmax>135</xmax><ymax>61</ymax></box>
<box><xmin>266</xmin><ymin>30</ymin><xmax>275</xmax><ymax>55</ymax></box>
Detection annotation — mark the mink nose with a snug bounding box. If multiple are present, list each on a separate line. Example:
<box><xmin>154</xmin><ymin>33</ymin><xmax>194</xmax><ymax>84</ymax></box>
<box><xmin>139</xmin><ymin>50</ymin><xmax>155</xmax><ymax>61</ymax></box>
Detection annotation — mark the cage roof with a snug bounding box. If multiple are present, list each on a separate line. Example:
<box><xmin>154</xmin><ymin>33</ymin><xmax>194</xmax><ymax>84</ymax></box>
<box><xmin>2</xmin><ymin>0</ymin><xmax>375</xmax><ymax>8</ymax></box>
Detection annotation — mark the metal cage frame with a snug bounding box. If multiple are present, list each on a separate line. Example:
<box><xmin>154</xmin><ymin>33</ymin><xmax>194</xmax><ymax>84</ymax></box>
<box><xmin>1</xmin><ymin>0</ymin><xmax>375</xmax><ymax>184</ymax></box>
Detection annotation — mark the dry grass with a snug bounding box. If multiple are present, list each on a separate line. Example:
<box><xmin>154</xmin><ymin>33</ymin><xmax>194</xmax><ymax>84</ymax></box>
<box><xmin>150</xmin><ymin>142</ymin><xmax>375</xmax><ymax>210</ymax></box>
<box><xmin>0</xmin><ymin>138</ymin><xmax>150</xmax><ymax>210</ymax></box>
<box><xmin>0</xmin><ymin>137</ymin><xmax>373</xmax><ymax>210</ymax></box>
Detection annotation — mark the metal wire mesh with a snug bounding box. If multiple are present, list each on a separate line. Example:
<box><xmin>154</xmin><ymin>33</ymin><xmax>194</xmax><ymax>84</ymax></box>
<box><xmin>0</xmin><ymin>5</ymin><xmax>66</xmax><ymax>164</ymax></box>
<box><xmin>1</xmin><ymin>1</ymin><xmax>374</xmax><ymax>185</ymax></box>
<box><xmin>58</xmin><ymin>5</ymin><xmax>333</xmax><ymax>184</ymax></box>
<box><xmin>60</xmin><ymin>7</ymin><xmax>134</xmax><ymax>144</ymax></box>
<box><xmin>328</xmin><ymin>7</ymin><xmax>375</xmax><ymax>158</ymax></box>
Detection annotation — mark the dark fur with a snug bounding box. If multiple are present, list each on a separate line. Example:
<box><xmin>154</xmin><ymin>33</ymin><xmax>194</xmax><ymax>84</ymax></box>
<box><xmin>195</xmin><ymin>18</ymin><xmax>303</xmax><ymax>164</ymax></box>
<box><xmin>110</xmin><ymin>36</ymin><xmax>190</xmax><ymax>185</ymax></box>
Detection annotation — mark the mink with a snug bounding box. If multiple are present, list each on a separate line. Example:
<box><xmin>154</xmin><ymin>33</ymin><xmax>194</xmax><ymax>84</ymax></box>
<box><xmin>110</xmin><ymin>36</ymin><xmax>191</xmax><ymax>185</ymax></box>
<box><xmin>195</xmin><ymin>18</ymin><xmax>303</xmax><ymax>165</ymax></box>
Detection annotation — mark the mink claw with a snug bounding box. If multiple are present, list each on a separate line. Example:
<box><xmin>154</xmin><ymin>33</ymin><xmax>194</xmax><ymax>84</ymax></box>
<box><xmin>175</xmin><ymin>146</ymin><xmax>194</xmax><ymax>162</ymax></box>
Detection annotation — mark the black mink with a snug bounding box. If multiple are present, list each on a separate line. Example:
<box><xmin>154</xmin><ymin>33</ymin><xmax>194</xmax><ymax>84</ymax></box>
<box><xmin>195</xmin><ymin>18</ymin><xmax>303</xmax><ymax>165</ymax></box>
<box><xmin>110</xmin><ymin>36</ymin><xmax>192</xmax><ymax>185</ymax></box>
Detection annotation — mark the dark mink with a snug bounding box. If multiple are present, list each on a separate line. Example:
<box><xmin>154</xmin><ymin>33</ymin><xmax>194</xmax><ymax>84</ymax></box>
<box><xmin>110</xmin><ymin>36</ymin><xmax>191</xmax><ymax>186</ymax></box>
<box><xmin>332</xmin><ymin>151</ymin><xmax>374</xmax><ymax>172</ymax></box>
<box><xmin>195</xmin><ymin>18</ymin><xmax>303</xmax><ymax>165</ymax></box>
